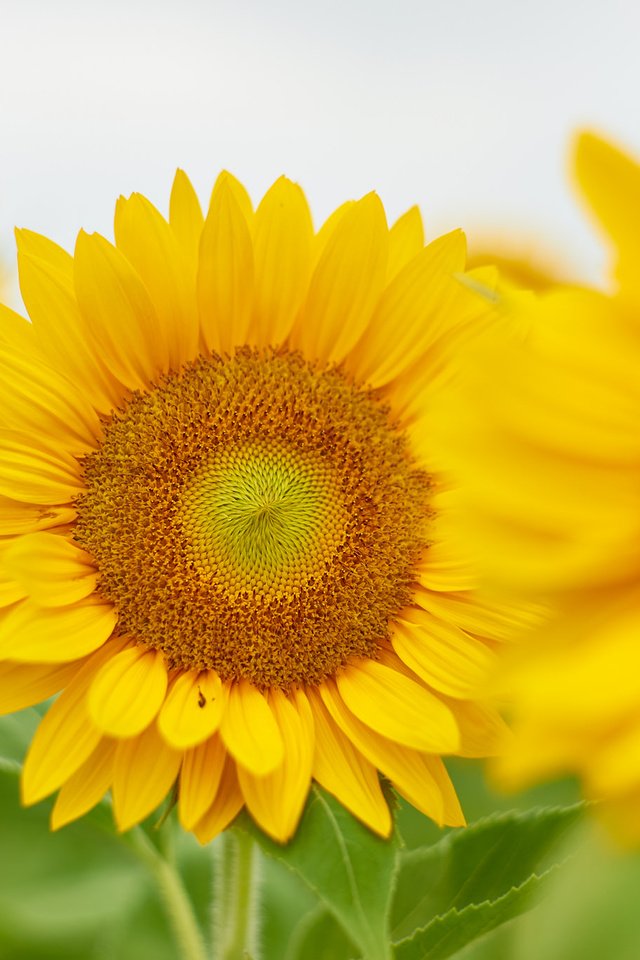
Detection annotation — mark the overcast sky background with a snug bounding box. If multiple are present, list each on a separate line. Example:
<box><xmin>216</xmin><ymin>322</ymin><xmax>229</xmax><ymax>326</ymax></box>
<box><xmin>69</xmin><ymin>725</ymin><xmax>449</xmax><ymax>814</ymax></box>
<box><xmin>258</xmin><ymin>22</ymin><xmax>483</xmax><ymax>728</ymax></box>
<box><xmin>1</xmin><ymin>0</ymin><xmax>639</xmax><ymax>306</ymax></box>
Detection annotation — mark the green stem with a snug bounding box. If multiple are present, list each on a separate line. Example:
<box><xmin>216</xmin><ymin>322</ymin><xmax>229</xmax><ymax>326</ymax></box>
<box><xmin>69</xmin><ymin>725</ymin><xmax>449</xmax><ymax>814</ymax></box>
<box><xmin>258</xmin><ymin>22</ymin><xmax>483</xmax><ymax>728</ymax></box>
<box><xmin>212</xmin><ymin>829</ymin><xmax>259</xmax><ymax>960</ymax></box>
<box><xmin>130</xmin><ymin>827</ymin><xmax>208</xmax><ymax>960</ymax></box>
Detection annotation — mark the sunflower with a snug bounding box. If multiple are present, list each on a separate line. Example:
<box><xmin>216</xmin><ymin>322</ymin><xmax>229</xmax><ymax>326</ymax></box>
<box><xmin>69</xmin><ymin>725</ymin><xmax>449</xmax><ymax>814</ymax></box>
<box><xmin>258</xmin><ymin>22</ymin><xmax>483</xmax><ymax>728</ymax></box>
<box><xmin>0</xmin><ymin>170</ymin><xmax>516</xmax><ymax>844</ymax></box>
<box><xmin>466</xmin><ymin>236</ymin><xmax>576</xmax><ymax>292</ymax></box>
<box><xmin>440</xmin><ymin>132</ymin><xmax>640</xmax><ymax>842</ymax></box>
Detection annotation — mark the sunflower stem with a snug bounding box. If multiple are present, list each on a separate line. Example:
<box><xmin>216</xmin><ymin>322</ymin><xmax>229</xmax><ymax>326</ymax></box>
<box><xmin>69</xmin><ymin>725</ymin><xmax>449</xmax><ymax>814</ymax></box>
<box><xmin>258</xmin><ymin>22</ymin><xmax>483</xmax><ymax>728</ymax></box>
<box><xmin>130</xmin><ymin>827</ymin><xmax>208</xmax><ymax>960</ymax></box>
<box><xmin>212</xmin><ymin>829</ymin><xmax>260</xmax><ymax>960</ymax></box>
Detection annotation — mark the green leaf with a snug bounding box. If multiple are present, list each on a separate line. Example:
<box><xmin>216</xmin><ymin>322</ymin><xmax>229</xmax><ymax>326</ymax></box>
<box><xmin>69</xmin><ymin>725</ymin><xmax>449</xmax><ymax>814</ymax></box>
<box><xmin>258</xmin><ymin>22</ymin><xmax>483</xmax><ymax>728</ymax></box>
<box><xmin>391</xmin><ymin>803</ymin><xmax>584</xmax><ymax>942</ymax></box>
<box><xmin>393</xmin><ymin>865</ymin><xmax>564</xmax><ymax>960</ymax></box>
<box><xmin>239</xmin><ymin>785</ymin><xmax>399</xmax><ymax>960</ymax></box>
<box><xmin>286</xmin><ymin>906</ymin><xmax>358</xmax><ymax>960</ymax></box>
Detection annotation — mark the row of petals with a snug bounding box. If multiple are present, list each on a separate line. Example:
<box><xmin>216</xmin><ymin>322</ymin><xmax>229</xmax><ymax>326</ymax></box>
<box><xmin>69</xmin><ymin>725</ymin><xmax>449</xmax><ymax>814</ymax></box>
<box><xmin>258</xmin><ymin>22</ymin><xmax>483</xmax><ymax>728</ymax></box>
<box><xmin>12</xmin><ymin>637</ymin><xmax>484</xmax><ymax>840</ymax></box>
<box><xmin>13</xmin><ymin>633</ymin><xmax>464</xmax><ymax>763</ymax></box>
<box><xmin>41</xmin><ymin>689</ymin><xmax>465</xmax><ymax>843</ymax></box>
<box><xmin>5</xmin><ymin>168</ymin><xmax>476</xmax><ymax>432</ymax></box>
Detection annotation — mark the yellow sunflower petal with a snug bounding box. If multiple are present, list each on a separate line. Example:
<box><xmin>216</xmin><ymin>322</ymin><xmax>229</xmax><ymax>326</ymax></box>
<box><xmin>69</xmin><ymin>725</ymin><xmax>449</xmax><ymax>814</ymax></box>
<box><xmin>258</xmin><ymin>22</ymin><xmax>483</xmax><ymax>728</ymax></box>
<box><xmin>16</xmin><ymin>239</ymin><xmax>123</xmax><ymax>413</ymax></box>
<box><xmin>415</xmin><ymin>584</ymin><xmax>538</xmax><ymax>642</ymax></box>
<box><xmin>252</xmin><ymin>176</ymin><xmax>313</xmax><ymax>346</ymax></box>
<box><xmin>345</xmin><ymin>230</ymin><xmax>466</xmax><ymax>388</ymax></box>
<box><xmin>574</xmin><ymin>131</ymin><xmax>640</xmax><ymax>294</ymax></box>
<box><xmin>0</xmin><ymin>583</ymin><xmax>25</xmax><ymax>608</ymax></box>
<box><xmin>15</xmin><ymin>227</ymin><xmax>73</xmax><ymax>276</ymax></box>
<box><xmin>115</xmin><ymin>192</ymin><xmax>199</xmax><ymax>367</ymax></box>
<box><xmin>465</xmin><ymin>264</ymin><xmax>500</xmax><ymax>290</ymax></box>
<box><xmin>238</xmin><ymin>688</ymin><xmax>314</xmax><ymax>842</ymax></box>
<box><xmin>169</xmin><ymin>169</ymin><xmax>204</xmax><ymax>266</ymax></box>
<box><xmin>291</xmin><ymin>193</ymin><xmax>388</xmax><ymax>365</ymax></box>
<box><xmin>491</xmin><ymin>719</ymin><xmax>588</xmax><ymax>792</ymax></box>
<box><xmin>178</xmin><ymin>733</ymin><xmax>227</xmax><ymax>830</ymax></box>
<box><xmin>158</xmin><ymin>669</ymin><xmax>225</xmax><ymax>749</ymax></box>
<box><xmin>320</xmin><ymin>679</ymin><xmax>451</xmax><ymax>826</ymax></box>
<box><xmin>387</xmin><ymin>205</ymin><xmax>425</xmax><ymax>281</ymax></box>
<box><xmin>585</xmin><ymin>721</ymin><xmax>640</xmax><ymax>797</ymax></box>
<box><xmin>312</xmin><ymin>200</ymin><xmax>355</xmax><ymax>265</ymax></box>
<box><xmin>51</xmin><ymin>739</ymin><xmax>116</xmax><ymax>830</ymax></box>
<box><xmin>87</xmin><ymin>646</ymin><xmax>168</xmax><ymax>737</ymax></box>
<box><xmin>416</xmin><ymin>535</ymin><xmax>477</xmax><ymax>594</ymax></box>
<box><xmin>193</xmin><ymin>753</ymin><xmax>244</xmax><ymax>844</ymax></box>
<box><xmin>0</xmin><ymin>548</ymin><xmax>27</xmax><ymax>606</ymax></box>
<box><xmin>0</xmin><ymin>599</ymin><xmax>117</xmax><ymax>663</ymax></box>
<box><xmin>209</xmin><ymin>171</ymin><xmax>254</xmax><ymax>226</ymax></box>
<box><xmin>308</xmin><ymin>688</ymin><xmax>391</xmax><ymax>836</ymax></box>
<box><xmin>22</xmin><ymin>707</ymin><xmax>100</xmax><ymax>805</ymax></box>
<box><xmin>381</xmin><ymin>276</ymin><xmax>498</xmax><ymax>432</ymax></box>
<box><xmin>505</xmin><ymin>606</ymin><xmax>640</xmax><ymax>727</ymax></box>
<box><xmin>74</xmin><ymin>230</ymin><xmax>165</xmax><ymax>390</ymax></box>
<box><xmin>448</xmin><ymin>698</ymin><xmax>512</xmax><ymax>758</ymax></box>
<box><xmin>221</xmin><ymin>680</ymin><xmax>284</xmax><ymax>776</ymax></box>
<box><xmin>112</xmin><ymin>722</ymin><xmax>182</xmax><ymax>831</ymax></box>
<box><xmin>0</xmin><ymin>302</ymin><xmax>33</xmax><ymax>351</ymax></box>
<box><xmin>0</xmin><ymin>496</ymin><xmax>76</xmax><ymax>536</ymax></box>
<box><xmin>21</xmin><ymin>643</ymin><xmax>121</xmax><ymax>803</ymax></box>
<box><xmin>0</xmin><ymin>659</ymin><xmax>83</xmax><ymax>715</ymax></box>
<box><xmin>423</xmin><ymin>756</ymin><xmax>466</xmax><ymax>826</ymax></box>
<box><xmin>220</xmin><ymin>680</ymin><xmax>284</xmax><ymax>776</ymax></box>
<box><xmin>3</xmin><ymin>532</ymin><xmax>97</xmax><ymax>607</ymax></box>
<box><xmin>336</xmin><ymin>660</ymin><xmax>459</xmax><ymax>753</ymax></box>
<box><xmin>392</xmin><ymin>607</ymin><xmax>497</xmax><ymax>698</ymax></box>
<box><xmin>198</xmin><ymin>177</ymin><xmax>254</xmax><ymax>355</ymax></box>
<box><xmin>0</xmin><ymin>432</ymin><xmax>82</xmax><ymax>506</ymax></box>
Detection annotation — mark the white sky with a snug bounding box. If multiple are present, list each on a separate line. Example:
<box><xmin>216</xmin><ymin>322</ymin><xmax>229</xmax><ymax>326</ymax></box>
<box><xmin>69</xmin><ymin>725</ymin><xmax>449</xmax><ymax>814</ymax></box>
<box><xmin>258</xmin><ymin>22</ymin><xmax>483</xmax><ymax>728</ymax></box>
<box><xmin>1</xmin><ymin>0</ymin><xmax>639</xmax><ymax>304</ymax></box>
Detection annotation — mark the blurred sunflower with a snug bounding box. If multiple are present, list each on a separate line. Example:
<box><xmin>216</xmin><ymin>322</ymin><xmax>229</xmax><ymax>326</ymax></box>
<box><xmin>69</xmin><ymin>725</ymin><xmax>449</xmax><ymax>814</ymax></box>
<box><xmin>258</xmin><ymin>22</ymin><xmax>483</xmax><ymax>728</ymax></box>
<box><xmin>0</xmin><ymin>171</ymin><xmax>519</xmax><ymax>844</ymax></box>
<box><xmin>466</xmin><ymin>237</ymin><xmax>576</xmax><ymax>292</ymax></box>
<box><xmin>441</xmin><ymin>133</ymin><xmax>640</xmax><ymax>842</ymax></box>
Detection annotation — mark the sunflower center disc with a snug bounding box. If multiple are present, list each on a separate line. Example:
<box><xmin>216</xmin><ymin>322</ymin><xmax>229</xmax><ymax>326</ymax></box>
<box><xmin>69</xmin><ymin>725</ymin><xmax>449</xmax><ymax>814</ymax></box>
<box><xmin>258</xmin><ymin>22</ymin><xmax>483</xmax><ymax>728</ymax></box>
<box><xmin>183</xmin><ymin>440</ymin><xmax>348</xmax><ymax>600</ymax></box>
<box><xmin>75</xmin><ymin>349</ymin><xmax>432</xmax><ymax>687</ymax></box>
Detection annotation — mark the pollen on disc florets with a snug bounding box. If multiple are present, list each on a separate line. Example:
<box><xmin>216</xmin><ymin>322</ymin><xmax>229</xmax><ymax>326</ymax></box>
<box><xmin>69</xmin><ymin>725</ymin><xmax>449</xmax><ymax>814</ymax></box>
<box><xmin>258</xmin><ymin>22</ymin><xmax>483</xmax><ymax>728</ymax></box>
<box><xmin>74</xmin><ymin>348</ymin><xmax>433</xmax><ymax>688</ymax></box>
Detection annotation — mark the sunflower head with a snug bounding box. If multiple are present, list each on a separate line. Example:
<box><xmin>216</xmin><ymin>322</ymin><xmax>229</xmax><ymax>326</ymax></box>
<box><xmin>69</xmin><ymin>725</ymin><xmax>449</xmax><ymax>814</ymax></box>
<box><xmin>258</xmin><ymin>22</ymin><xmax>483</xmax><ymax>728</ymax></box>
<box><xmin>0</xmin><ymin>170</ymin><xmax>515</xmax><ymax>843</ymax></box>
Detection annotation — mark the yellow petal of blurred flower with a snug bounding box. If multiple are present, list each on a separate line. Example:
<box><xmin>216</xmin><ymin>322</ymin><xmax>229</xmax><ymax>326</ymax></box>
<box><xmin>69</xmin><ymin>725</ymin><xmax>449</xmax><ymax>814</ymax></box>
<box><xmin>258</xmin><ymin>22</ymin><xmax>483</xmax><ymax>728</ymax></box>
<box><xmin>466</xmin><ymin>235</ymin><xmax>579</xmax><ymax>292</ymax></box>
<box><xmin>441</xmin><ymin>131</ymin><xmax>640</xmax><ymax>843</ymax></box>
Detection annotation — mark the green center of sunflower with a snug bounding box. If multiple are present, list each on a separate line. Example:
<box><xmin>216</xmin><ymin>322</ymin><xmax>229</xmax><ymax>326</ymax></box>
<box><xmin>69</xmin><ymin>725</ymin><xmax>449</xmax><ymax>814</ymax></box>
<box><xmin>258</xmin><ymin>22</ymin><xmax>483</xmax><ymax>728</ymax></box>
<box><xmin>74</xmin><ymin>349</ymin><xmax>432</xmax><ymax>688</ymax></box>
<box><xmin>182</xmin><ymin>442</ymin><xmax>346</xmax><ymax>599</ymax></box>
